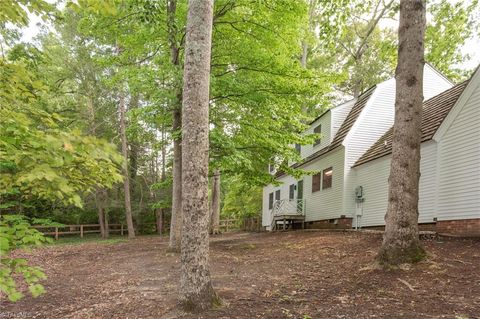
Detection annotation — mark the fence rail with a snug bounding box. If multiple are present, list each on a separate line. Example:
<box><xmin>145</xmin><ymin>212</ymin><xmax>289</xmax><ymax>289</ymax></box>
<box><xmin>33</xmin><ymin>216</ymin><xmax>263</xmax><ymax>240</ymax></box>
<box><xmin>32</xmin><ymin>224</ymin><xmax>127</xmax><ymax>240</ymax></box>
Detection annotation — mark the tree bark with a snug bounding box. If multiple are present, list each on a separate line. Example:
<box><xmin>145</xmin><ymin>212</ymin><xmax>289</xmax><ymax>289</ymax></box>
<box><xmin>95</xmin><ymin>190</ymin><xmax>106</xmax><ymax>239</ymax></box>
<box><xmin>87</xmin><ymin>96</ymin><xmax>109</xmax><ymax>239</ymax></box>
<box><xmin>169</xmin><ymin>104</ymin><xmax>183</xmax><ymax>250</ymax></box>
<box><xmin>156</xmin><ymin>130</ymin><xmax>168</xmax><ymax>236</ymax></box>
<box><xmin>104</xmin><ymin>208</ymin><xmax>109</xmax><ymax>238</ymax></box>
<box><xmin>119</xmin><ymin>87</ymin><xmax>136</xmax><ymax>239</ymax></box>
<box><xmin>377</xmin><ymin>0</ymin><xmax>426</xmax><ymax>266</ymax></box>
<box><xmin>167</xmin><ymin>0</ymin><xmax>184</xmax><ymax>252</ymax></box>
<box><xmin>300</xmin><ymin>41</ymin><xmax>308</xmax><ymax>68</ymax></box>
<box><xmin>179</xmin><ymin>0</ymin><xmax>218</xmax><ymax>311</ymax></box>
<box><xmin>210</xmin><ymin>170</ymin><xmax>221</xmax><ymax>234</ymax></box>
<box><xmin>128</xmin><ymin>94</ymin><xmax>140</xmax><ymax>192</ymax></box>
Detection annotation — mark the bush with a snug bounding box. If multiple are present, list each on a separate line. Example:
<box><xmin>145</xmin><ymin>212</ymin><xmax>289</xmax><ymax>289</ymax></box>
<box><xmin>0</xmin><ymin>215</ymin><xmax>52</xmax><ymax>301</ymax></box>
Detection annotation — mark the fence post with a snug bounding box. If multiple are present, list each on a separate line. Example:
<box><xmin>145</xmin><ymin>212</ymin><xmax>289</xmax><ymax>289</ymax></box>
<box><xmin>121</xmin><ymin>224</ymin><xmax>124</xmax><ymax>236</ymax></box>
<box><xmin>80</xmin><ymin>225</ymin><xmax>84</xmax><ymax>238</ymax></box>
<box><xmin>226</xmin><ymin>220</ymin><xmax>229</xmax><ymax>233</ymax></box>
<box><xmin>55</xmin><ymin>227</ymin><xmax>59</xmax><ymax>240</ymax></box>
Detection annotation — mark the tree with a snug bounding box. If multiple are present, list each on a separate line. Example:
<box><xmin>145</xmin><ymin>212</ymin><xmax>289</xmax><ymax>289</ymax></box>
<box><xmin>118</xmin><ymin>83</ymin><xmax>136</xmax><ymax>239</ymax></box>
<box><xmin>210</xmin><ymin>169</ymin><xmax>221</xmax><ymax>234</ymax></box>
<box><xmin>179</xmin><ymin>0</ymin><xmax>218</xmax><ymax>311</ymax></box>
<box><xmin>167</xmin><ymin>0</ymin><xmax>185</xmax><ymax>252</ymax></box>
<box><xmin>310</xmin><ymin>0</ymin><xmax>479</xmax><ymax>99</ymax></box>
<box><xmin>425</xmin><ymin>0</ymin><xmax>479</xmax><ymax>81</ymax></box>
<box><xmin>0</xmin><ymin>0</ymin><xmax>123</xmax><ymax>301</ymax></box>
<box><xmin>377</xmin><ymin>0</ymin><xmax>426</xmax><ymax>266</ymax></box>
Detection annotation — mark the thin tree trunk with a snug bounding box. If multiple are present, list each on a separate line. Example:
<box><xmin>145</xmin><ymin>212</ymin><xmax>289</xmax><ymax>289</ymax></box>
<box><xmin>169</xmin><ymin>105</ymin><xmax>182</xmax><ymax>250</ymax></box>
<box><xmin>129</xmin><ymin>94</ymin><xmax>140</xmax><ymax>193</ymax></box>
<box><xmin>95</xmin><ymin>191</ymin><xmax>106</xmax><ymax>239</ymax></box>
<box><xmin>377</xmin><ymin>0</ymin><xmax>426</xmax><ymax>266</ymax></box>
<box><xmin>157</xmin><ymin>129</ymin><xmax>168</xmax><ymax>235</ymax></box>
<box><xmin>104</xmin><ymin>209</ymin><xmax>109</xmax><ymax>238</ymax></box>
<box><xmin>88</xmin><ymin>96</ymin><xmax>107</xmax><ymax>239</ymax></box>
<box><xmin>300</xmin><ymin>41</ymin><xmax>308</xmax><ymax>68</ymax></box>
<box><xmin>167</xmin><ymin>0</ymin><xmax>184</xmax><ymax>252</ymax></box>
<box><xmin>119</xmin><ymin>87</ymin><xmax>135</xmax><ymax>239</ymax></box>
<box><xmin>210</xmin><ymin>170</ymin><xmax>221</xmax><ymax>234</ymax></box>
<box><xmin>179</xmin><ymin>0</ymin><xmax>218</xmax><ymax>311</ymax></box>
<box><xmin>155</xmin><ymin>208</ymin><xmax>163</xmax><ymax>235</ymax></box>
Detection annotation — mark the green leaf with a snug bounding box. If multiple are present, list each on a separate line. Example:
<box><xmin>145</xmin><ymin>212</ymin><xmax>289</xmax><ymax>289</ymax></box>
<box><xmin>29</xmin><ymin>283</ymin><xmax>45</xmax><ymax>297</ymax></box>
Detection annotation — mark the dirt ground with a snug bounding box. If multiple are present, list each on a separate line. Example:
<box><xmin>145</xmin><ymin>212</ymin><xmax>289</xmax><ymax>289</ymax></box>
<box><xmin>1</xmin><ymin>231</ymin><xmax>479</xmax><ymax>319</ymax></box>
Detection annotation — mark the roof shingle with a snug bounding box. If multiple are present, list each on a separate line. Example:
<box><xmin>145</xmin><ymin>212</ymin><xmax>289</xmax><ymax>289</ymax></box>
<box><xmin>275</xmin><ymin>86</ymin><xmax>377</xmax><ymax>177</ymax></box>
<box><xmin>353</xmin><ymin>81</ymin><xmax>469</xmax><ymax>167</ymax></box>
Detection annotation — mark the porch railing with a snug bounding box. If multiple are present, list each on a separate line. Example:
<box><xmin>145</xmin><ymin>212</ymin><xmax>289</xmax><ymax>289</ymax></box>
<box><xmin>270</xmin><ymin>199</ymin><xmax>306</xmax><ymax>230</ymax></box>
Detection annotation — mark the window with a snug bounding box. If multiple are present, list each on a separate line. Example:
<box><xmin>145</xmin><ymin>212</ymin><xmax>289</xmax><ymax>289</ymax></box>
<box><xmin>295</xmin><ymin>143</ymin><xmax>301</xmax><ymax>154</ymax></box>
<box><xmin>275</xmin><ymin>190</ymin><xmax>281</xmax><ymax>201</ymax></box>
<box><xmin>322</xmin><ymin>167</ymin><xmax>333</xmax><ymax>189</ymax></box>
<box><xmin>269</xmin><ymin>164</ymin><xmax>274</xmax><ymax>173</ymax></box>
<box><xmin>313</xmin><ymin>125</ymin><xmax>322</xmax><ymax>146</ymax></box>
<box><xmin>312</xmin><ymin>173</ymin><xmax>321</xmax><ymax>192</ymax></box>
<box><xmin>289</xmin><ymin>184</ymin><xmax>295</xmax><ymax>200</ymax></box>
<box><xmin>269</xmin><ymin>192</ymin><xmax>274</xmax><ymax>210</ymax></box>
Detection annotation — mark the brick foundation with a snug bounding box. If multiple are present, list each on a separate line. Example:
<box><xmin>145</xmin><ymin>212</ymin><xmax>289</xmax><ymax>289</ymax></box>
<box><xmin>361</xmin><ymin>220</ymin><xmax>480</xmax><ymax>237</ymax></box>
<box><xmin>362</xmin><ymin>223</ymin><xmax>437</xmax><ymax>232</ymax></box>
<box><xmin>436</xmin><ymin>219</ymin><xmax>480</xmax><ymax>237</ymax></box>
<box><xmin>305</xmin><ymin>217</ymin><xmax>353</xmax><ymax>230</ymax></box>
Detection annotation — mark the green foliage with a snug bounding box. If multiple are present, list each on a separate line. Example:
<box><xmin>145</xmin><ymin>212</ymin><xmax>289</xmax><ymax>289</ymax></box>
<box><xmin>311</xmin><ymin>0</ymin><xmax>478</xmax><ymax>97</ymax></box>
<box><xmin>0</xmin><ymin>0</ymin><xmax>54</xmax><ymax>27</ymax></box>
<box><xmin>0</xmin><ymin>215</ymin><xmax>51</xmax><ymax>301</ymax></box>
<box><xmin>425</xmin><ymin>0</ymin><xmax>480</xmax><ymax>80</ymax></box>
<box><xmin>222</xmin><ymin>177</ymin><xmax>262</xmax><ymax>219</ymax></box>
<box><xmin>0</xmin><ymin>57</ymin><xmax>123</xmax><ymax>208</ymax></box>
<box><xmin>208</xmin><ymin>0</ymin><xmax>334</xmax><ymax>185</ymax></box>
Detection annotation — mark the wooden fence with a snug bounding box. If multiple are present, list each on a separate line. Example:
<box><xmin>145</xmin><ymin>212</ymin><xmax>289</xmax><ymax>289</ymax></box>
<box><xmin>33</xmin><ymin>224</ymin><xmax>126</xmax><ymax>240</ymax></box>
<box><xmin>242</xmin><ymin>216</ymin><xmax>263</xmax><ymax>232</ymax></box>
<box><xmin>33</xmin><ymin>216</ymin><xmax>263</xmax><ymax>240</ymax></box>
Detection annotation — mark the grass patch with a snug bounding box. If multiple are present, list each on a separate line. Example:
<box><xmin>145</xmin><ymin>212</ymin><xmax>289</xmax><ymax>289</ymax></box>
<box><xmin>48</xmin><ymin>234</ymin><xmax>128</xmax><ymax>246</ymax></box>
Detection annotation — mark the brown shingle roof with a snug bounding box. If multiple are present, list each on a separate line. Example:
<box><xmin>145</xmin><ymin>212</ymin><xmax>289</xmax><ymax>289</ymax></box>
<box><xmin>275</xmin><ymin>86</ymin><xmax>377</xmax><ymax>177</ymax></box>
<box><xmin>353</xmin><ymin>81</ymin><xmax>469</xmax><ymax>167</ymax></box>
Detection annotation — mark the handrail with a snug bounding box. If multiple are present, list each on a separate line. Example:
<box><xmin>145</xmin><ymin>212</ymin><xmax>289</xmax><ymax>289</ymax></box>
<box><xmin>270</xmin><ymin>199</ymin><xmax>306</xmax><ymax>230</ymax></box>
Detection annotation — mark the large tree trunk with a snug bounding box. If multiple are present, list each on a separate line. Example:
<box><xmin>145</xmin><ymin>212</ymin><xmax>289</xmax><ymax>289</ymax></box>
<box><xmin>167</xmin><ymin>0</ymin><xmax>184</xmax><ymax>252</ymax></box>
<box><xmin>210</xmin><ymin>170</ymin><xmax>221</xmax><ymax>234</ymax></box>
<box><xmin>377</xmin><ymin>0</ymin><xmax>426</xmax><ymax>266</ymax></box>
<box><xmin>119</xmin><ymin>88</ymin><xmax>136</xmax><ymax>239</ymax></box>
<box><xmin>179</xmin><ymin>0</ymin><xmax>218</xmax><ymax>311</ymax></box>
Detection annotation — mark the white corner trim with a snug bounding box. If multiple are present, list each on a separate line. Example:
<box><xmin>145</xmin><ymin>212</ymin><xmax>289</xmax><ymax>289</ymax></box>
<box><xmin>433</xmin><ymin>68</ymin><xmax>480</xmax><ymax>142</ymax></box>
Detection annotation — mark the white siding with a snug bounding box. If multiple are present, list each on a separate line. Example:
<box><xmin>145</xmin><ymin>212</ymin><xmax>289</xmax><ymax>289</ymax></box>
<box><xmin>423</xmin><ymin>65</ymin><xmax>454</xmax><ymax>100</ymax></box>
<box><xmin>262</xmin><ymin>175</ymin><xmax>297</xmax><ymax>227</ymax></box>
<box><xmin>262</xmin><ymin>148</ymin><xmax>345</xmax><ymax>226</ymax></box>
<box><xmin>352</xmin><ymin>141</ymin><xmax>439</xmax><ymax>227</ymax></box>
<box><xmin>262</xmin><ymin>64</ymin><xmax>454</xmax><ymax>229</ymax></box>
<box><xmin>300</xmin><ymin>112</ymin><xmax>331</xmax><ymax>160</ymax></box>
<box><xmin>342</xmin><ymin>65</ymin><xmax>453</xmax><ymax>216</ymax></box>
<box><xmin>437</xmin><ymin>81</ymin><xmax>480</xmax><ymax>221</ymax></box>
<box><xmin>331</xmin><ymin>99</ymin><xmax>356</xmax><ymax>140</ymax></box>
<box><xmin>301</xmin><ymin>148</ymin><xmax>345</xmax><ymax>221</ymax></box>
<box><xmin>342</xmin><ymin>81</ymin><xmax>394</xmax><ymax>216</ymax></box>
<box><xmin>262</xmin><ymin>185</ymin><xmax>274</xmax><ymax>227</ymax></box>
<box><xmin>418</xmin><ymin>142</ymin><xmax>438</xmax><ymax>222</ymax></box>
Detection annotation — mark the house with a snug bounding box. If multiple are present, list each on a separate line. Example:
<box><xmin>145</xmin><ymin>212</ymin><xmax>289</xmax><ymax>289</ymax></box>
<box><xmin>262</xmin><ymin>64</ymin><xmax>480</xmax><ymax>236</ymax></box>
<box><xmin>352</xmin><ymin>66</ymin><xmax>480</xmax><ymax>236</ymax></box>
